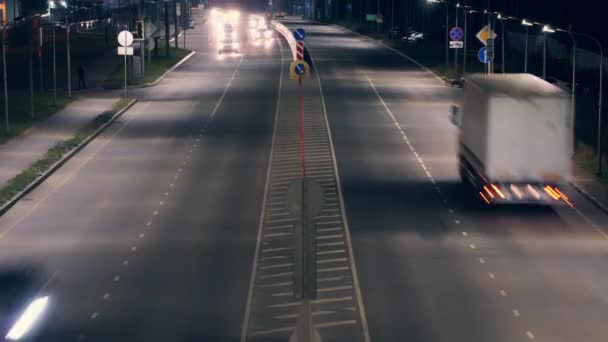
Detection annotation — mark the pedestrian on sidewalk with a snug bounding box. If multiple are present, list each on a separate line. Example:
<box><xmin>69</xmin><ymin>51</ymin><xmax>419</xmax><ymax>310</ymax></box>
<box><xmin>77</xmin><ymin>64</ymin><xmax>87</xmax><ymax>89</ymax></box>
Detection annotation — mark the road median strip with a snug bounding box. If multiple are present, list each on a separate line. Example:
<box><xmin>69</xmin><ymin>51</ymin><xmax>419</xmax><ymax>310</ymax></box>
<box><xmin>0</xmin><ymin>97</ymin><xmax>137</xmax><ymax>216</ymax></box>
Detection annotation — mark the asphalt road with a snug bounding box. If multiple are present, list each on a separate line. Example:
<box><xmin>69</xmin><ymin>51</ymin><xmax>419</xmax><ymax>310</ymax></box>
<box><xmin>0</xmin><ymin>10</ymin><xmax>282</xmax><ymax>341</ymax></box>
<box><xmin>283</xmin><ymin>19</ymin><xmax>608</xmax><ymax>342</ymax></box>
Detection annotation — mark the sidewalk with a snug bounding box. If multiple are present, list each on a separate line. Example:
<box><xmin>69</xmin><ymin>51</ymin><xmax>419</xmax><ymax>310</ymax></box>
<box><xmin>0</xmin><ymin>90</ymin><xmax>120</xmax><ymax>188</ymax></box>
<box><xmin>570</xmin><ymin>163</ymin><xmax>608</xmax><ymax>212</ymax></box>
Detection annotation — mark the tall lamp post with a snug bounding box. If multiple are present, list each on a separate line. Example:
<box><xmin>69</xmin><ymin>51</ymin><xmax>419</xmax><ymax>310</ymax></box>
<box><xmin>495</xmin><ymin>12</ymin><xmax>506</xmax><ymax>73</ymax></box>
<box><xmin>556</xmin><ymin>28</ymin><xmax>577</xmax><ymax>157</ymax></box>
<box><xmin>521</xmin><ymin>19</ymin><xmax>533</xmax><ymax>73</ymax></box>
<box><xmin>454</xmin><ymin>3</ymin><xmax>460</xmax><ymax>75</ymax></box>
<box><xmin>542</xmin><ymin>24</ymin><xmax>555</xmax><ymax>80</ymax></box>
<box><xmin>1</xmin><ymin>22</ymin><xmax>13</xmax><ymax>132</ymax></box>
<box><xmin>427</xmin><ymin>0</ymin><xmax>449</xmax><ymax>68</ymax></box>
<box><xmin>570</xmin><ymin>32</ymin><xmax>604</xmax><ymax>175</ymax></box>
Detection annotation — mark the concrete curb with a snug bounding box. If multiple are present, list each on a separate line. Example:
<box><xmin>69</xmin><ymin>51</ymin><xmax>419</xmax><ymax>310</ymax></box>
<box><xmin>569</xmin><ymin>181</ymin><xmax>608</xmax><ymax>215</ymax></box>
<box><xmin>0</xmin><ymin>98</ymin><xmax>138</xmax><ymax>217</ymax></box>
<box><xmin>128</xmin><ymin>50</ymin><xmax>196</xmax><ymax>89</ymax></box>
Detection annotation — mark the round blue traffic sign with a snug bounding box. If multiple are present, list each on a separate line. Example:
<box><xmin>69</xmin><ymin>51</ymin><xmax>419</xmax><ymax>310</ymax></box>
<box><xmin>294</xmin><ymin>62</ymin><xmax>306</xmax><ymax>76</ymax></box>
<box><xmin>450</xmin><ymin>27</ymin><xmax>464</xmax><ymax>41</ymax></box>
<box><xmin>478</xmin><ymin>47</ymin><xmax>489</xmax><ymax>64</ymax></box>
<box><xmin>294</xmin><ymin>28</ymin><xmax>306</xmax><ymax>41</ymax></box>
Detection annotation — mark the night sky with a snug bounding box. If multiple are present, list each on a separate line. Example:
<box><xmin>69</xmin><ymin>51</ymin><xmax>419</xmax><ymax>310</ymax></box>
<box><xmin>448</xmin><ymin>0</ymin><xmax>604</xmax><ymax>44</ymax></box>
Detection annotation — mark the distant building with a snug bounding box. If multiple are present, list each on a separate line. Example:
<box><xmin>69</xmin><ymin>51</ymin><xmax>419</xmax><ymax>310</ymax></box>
<box><xmin>0</xmin><ymin>0</ymin><xmax>21</xmax><ymax>22</ymax></box>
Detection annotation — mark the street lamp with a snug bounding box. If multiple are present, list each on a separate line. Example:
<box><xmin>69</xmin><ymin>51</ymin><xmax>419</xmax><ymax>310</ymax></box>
<box><xmin>64</xmin><ymin>1</ymin><xmax>72</xmax><ymax>97</ymax></box>
<box><xmin>1</xmin><ymin>22</ymin><xmax>12</xmax><ymax>132</ymax></box>
<box><xmin>427</xmin><ymin>0</ymin><xmax>449</xmax><ymax>68</ymax></box>
<box><xmin>556</xmin><ymin>28</ymin><xmax>577</xmax><ymax>157</ymax></box>
<box><xmin>495</xmin><ymin>12</ymin><xmax>506</xmax><ymax>73</ymax></box>
<box><xmin>542</xmin><ymin>24</ymin><xmax>555</xmax><ymax>79</ymax></box>
<box><xmin>521</xmin><ymin>19</ymin><xmax>533</xmax><ymax>73</ymax></box>
<box><xmin>569</xmin><ymin>32</ymin><xmax>604</xmax><ymax>174</ymax></box>
<box><xmin>463</xmin><ymin>8</ymin><xmax>482</xmax><ymax>74</ymax></box>
<box><xmin>454</xmin><ymin>3</ymin><xmax>460</xmax><ymax>75</ymax></box>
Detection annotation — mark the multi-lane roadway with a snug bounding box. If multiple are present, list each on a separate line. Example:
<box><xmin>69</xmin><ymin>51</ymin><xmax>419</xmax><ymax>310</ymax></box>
<box><xmin>2</xmin><ymin>8</ymin><xmax>608</xmax><ymax>342</ymax></box>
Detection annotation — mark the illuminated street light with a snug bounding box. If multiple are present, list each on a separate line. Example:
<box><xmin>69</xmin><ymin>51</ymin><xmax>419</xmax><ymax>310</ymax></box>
<box><xmin>542</xmin><ymin>25</ymin><xmax>555</xmax><ymax>79</ymax></box>
<box><xmin>495</xmin><ymin>12</ymin><xmax>507</xmax><ymax>73</ymax></box>
<box><xmin>521</xmin><ymin>19</ymin><xmax>533</xmax><ymax>72</ymax></box>
<box><xmin>542</xmin><ymin>25</ymin><xmax>555</xmax><ymax>33</ymax></box>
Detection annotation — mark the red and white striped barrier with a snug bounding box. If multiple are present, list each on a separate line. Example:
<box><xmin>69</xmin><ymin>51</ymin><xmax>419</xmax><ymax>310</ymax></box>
<box><xmin>296</xmin><ymin>41</ymin><xmax>304</xmax><ymax>60</ymax></box>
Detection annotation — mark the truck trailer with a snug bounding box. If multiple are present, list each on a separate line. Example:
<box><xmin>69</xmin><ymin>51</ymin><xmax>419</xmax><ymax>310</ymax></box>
<box><xmin>454</xmin><ymin>74</ymin><xmax>572</xmax><ymax>205</ymax></box>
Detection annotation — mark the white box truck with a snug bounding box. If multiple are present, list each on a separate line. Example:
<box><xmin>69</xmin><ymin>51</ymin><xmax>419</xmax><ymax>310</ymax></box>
<box><xmin>454</xmin><ymin>74</ymin><xmax>572</xmax><ymax>205</ymax></box>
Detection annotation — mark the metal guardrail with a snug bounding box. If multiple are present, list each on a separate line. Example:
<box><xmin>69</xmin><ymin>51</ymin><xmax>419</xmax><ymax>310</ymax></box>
<box><xmin>271</xmin><ymin>20</ymin><xmax>297</xmax><ymax>60</ymax></box>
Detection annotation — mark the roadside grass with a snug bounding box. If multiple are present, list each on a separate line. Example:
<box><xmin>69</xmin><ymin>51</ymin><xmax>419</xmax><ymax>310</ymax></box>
<box><xmin>0</xmin><ymin>94</ymin><xmax>74</xmax><ymax>144</ymax></box>
<box><xmin>0</xmin><ymin>97</ymin><xmax>131</xmax><ymax>207</ymax></box>
<box><xmin>574</xmin><ymin>142</ymin><xmax>608</xmax><ymax>182</ymax></box>
<box><xmin>102</xmin><ymin>47</ymin><xmax>191</xmax><ymax>89</ymax></box>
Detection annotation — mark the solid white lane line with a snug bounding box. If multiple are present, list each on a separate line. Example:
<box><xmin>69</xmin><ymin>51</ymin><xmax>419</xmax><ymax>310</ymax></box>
<box><xmin>318</xmin><ymin>266</ymin><xmax>349</xmax><ymax>273</ymax></box>
<box><xmin>318</xmin><ymin>285</ymin><xmax>353</xmax><ymax>292</ymax></box>
<box><xmin>316</xmin><ymin>234</ymin><xmax>344</xmax><ymax>240</ymax></box>
<box><xmin>311</xmin><ymin>296</ymin><xmax>352</xmax><ymax>304</ymax></box>
<box><xmin>250</xmin><ymin>326</ymin><xmax>295</xmax><ymax>336</ymax></box>
<box><xmin>317</xmin><ymin>276</ymin><xmax>349</xmax><ymax>282</ymax></box>
<box><xmin>260</xmin><ymin>263</ymin><xmax>294</xmax><ymax>270</ymax></box>
<box><xmin>317</xmin><ymin>241</ymin><xmax>345</xmax><ymax>247</ymax></box>
<box><xmin>316</xmin><ymin>249</ymin><xmax>347</xmax><ymax>255</ymax></box>
<box><xmin>274</xmin><ymin>313</ymin><xmax>300</xmax><ymax>319</ymax></box>
<box><xmin>261</xmin><ymin>281</ymin><xmax>294</xmax><ymax>288</ymax></box>
<box><xmin>315</xmin><ymin>320</ymin><xmax>357</xmax><ymax>329</ymax></box>
<box><xmin>267</xmin><ymin>301</ymin><xmax>301</xmax><ymax>309</ymax></box>
<box><xmin>262</xmin><ymin>247</ymin><xmax>292</xmax><ymax>253</ymax></box>
<box><xmin>317</xmin><ymin>227</ymin><xmax>342</xmax><ymax>233</ymax></box>
<box><xmin>317</xmin><ymin>258</ymin><xmax>348</xmax><ymax>264</ymax></box>
<box><xmin>260</xmin><ymin>272</ymin><xmax>294</xmax><ymax>279</ymax></box>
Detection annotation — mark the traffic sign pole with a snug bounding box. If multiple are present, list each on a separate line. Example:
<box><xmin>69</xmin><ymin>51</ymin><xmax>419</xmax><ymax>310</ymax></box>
<box><xmin>454</xmin><ymin>10</ymin><xmax>459</xmax><ymax>75</ymax></box>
